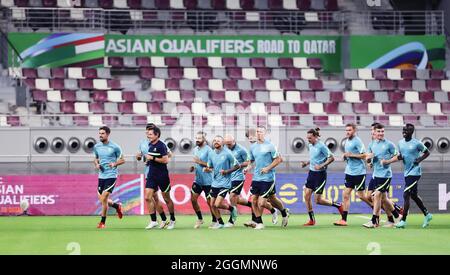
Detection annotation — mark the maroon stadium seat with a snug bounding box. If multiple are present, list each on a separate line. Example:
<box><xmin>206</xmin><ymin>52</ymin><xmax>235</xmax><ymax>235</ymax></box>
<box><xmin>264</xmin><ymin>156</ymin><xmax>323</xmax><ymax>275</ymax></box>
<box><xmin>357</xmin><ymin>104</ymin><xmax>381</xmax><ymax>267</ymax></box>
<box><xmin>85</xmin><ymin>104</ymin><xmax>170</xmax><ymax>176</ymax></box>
<box><xmin>193</xmin><ymin>57</ymin><xmax>209</xmax><ymax>67</ymax></box>
<box><xmin>268</xmin><ymin>0</ymin><xmax>283</xmax><ymax>10</ymax></box>
<box><xmin>93</xmin><ymin>91</ymin><xmax>108</xmax><ymax>102</ymax></box>
<box><xmin>61</xmin><ymin>102</ymin><xmax>75</xmax><ymax>114</ymax></box>
<box><xmin>83</xmin><ymin>68</ymin><xmax>98</xmax><ymax>79</ymax></box>
<box><xmin>7</xmin><ymin>116</ymin><xmax>20</xmax><ymax>126</ymax></box>
<box><xmin>251</xmin><ymin>80</ymin><xmax>266</xmax><ymax>90</ymax></box>
<box><xmin>222</xmin><ymin>58</ymin><xmax>237</xmax><ymax>67</ymax></box>
<box><xmin>240</xmin><ymin>0</ymin><xmax>255</xmax><ymax>9</ymax></box>
<box><xmin>278</xmin><ymin>58</ymin><xmax>293</xmax><ymax>68</ymax></box>
<box><xmin>137</xmin><ymin>57</ymin><xmax>151</xmax><ymax>67</ymax></box>
<box><xmin>256</xmin><ymin>68</ymin><xmax>272</xmax><ymax>79</ymax></box>
<box><xmin>22</xmin><ymin>68</ymin><xmax>37</xmax><ymax>78</ymax></box>
<box><xmin>307</xmin><ymin>58</ymin><xmax>322</xmax><ymax>70</ymax></box>
<box><xmin>430</xmin><ymin>70</ymin><xmax>445</xmax><ymax>80</ymax></box>
<box><xmin>223</xmin><ymin>79</ymin><xmax>238</xmax><ymax>90</ymax></box>
<box><xmin>388</xmin><ymin>90</ymin><xmax>404</xmax><ymax>102</ymax></box>
<box><xmin>434</xmin><ymin>115</ymin><xmax>448</xmax><ymax>127</ymax></box>
<box><xmin>146</xmin><ymin>102</ymin><xmax>161</xmax><ymax>113</ymax></box>
<box><xmin>102</xmin><ymin>115</ymin><xmax>118</xmax><ymax>126</ymax></box>
<box><xmin>139</xmin><ymin>67</ymin><xmax>155</xmax><ymax>79</ymax></box>
<box><xmin>74</xmin><ymin>116</ymin><xmax>88</xmax><ymax>126</ymax></box>
<box><xmin>359</xmin><ymin>91</ymin><xmax>375</xmax><ymax>102</ymax></box>
<box><xmin>198</xmin><ymin>67</ymin><xmax>213</xmax><ymax>78</ymax></box>
<box><xmin>314</xmin><ymin>116</ymin><xmax>329</xmax><ymax>126</ymax></box>
<box><xmin>380</xmin><ymin>80</ymin><xmax>395</xmax><ymax>90</ymax></box>
<box><xmin>397</xmin><ymin>80</ymin><xmax>412</xmax><ymax>91</ymax></box>
<box><xmin>281</xmin><ymin>80</ymin><xmax>295</xmax><ymax>90</ymax></box>
<box><xmin>324</xmin><ymin>102</ymin><xmax>339</xmax><ymax>114</ymax></box>
<box><xmin>309</xmin><ymin>80</ymin><xmax>323</xmax><ymax>90</ymax></box>
<box><xmin>51</xmin><ymin>68</ymin><xmax>65</xmax><ymax>79</ymax></box>
<box><xmin>206</xmin><ymin>103</ymin><xmax>222</xmax><ymax>113</ymax></box>
<box><xmin>403</xmin><ymin>115</ymin><xmax>419</xmax><ymax>125</ymax></box>
<box><xmin>32</xmin><ymin>90</ymin><xmax>47</xmax><ymax>102</ymax></box>
<box><xmin>287</xmin><ymin>68</ymin><xmax>302</xmax><ymax>79</ymax></box>
<box><xmin>373</xmin><ymin>69</ymin><xmax>387</xmax><ymax>80</ymax></box>
<box><xmin>329</xmin><ymin>91</ymin><xmax>343</xmax><ymax>102</ymax></box>
<box><xmin>50</xmin><ymin>79</ymin><xmax>65</xmax><ymax>90</ymax></box>
<box><xmin>168</xmin><ymin>68</ymin><xmax>184</xmax><ymax>79</ymax></box>
<box><xmin>132</xmin><ymin>116</ymin><xmax>148</xmax><ymax>126</ymax></box>
<box><xmin>426</xmin><ymin>80</ymin><xmax>441</xmax><ymax>91</ymax></box>
<box><xmin>78</xmin><ymin>79</ymin><xmax>93</xmax><ymax>90</ymax></box>
<box><xmin>118</xmin><ymin>103</ymin><xmax>133</xmax><ymax>114</ymax></box>
<box><xmin>122</xmin><ymin>91</ymin><xmax>137</xmax><ymax>102</ymax></box>
<box><xmin>297</xmin><ymin>0</ymin><xmax>311</xmax><ymax>10</ymax></box>
<box><xmin>194</xmin><ymin>79</ymin><xmax>209</xmax><ymax>90</ymax></box>
<box><xmin>353</xmin><ymin>103</ymin><xmax>369</xmax><ymax>114</ymax></box>
<box><xmin>227</xmin><ymin>68</ymin><xmax>242</xmax><ymax>79</ymax></box>
<box><xmin>165</xmin><ymin>57</ymin><xmax>180</xmax><ymax>67</ymax></box>
<box><xmin>42</xmin><ymin>0</ymin><xmax>56</xmax><ymax>7</ymax></box>
<box><xmin>300</xmin><ymin>91</ymin><xmax>315</xmax><ymax>102</ymax></box>
<box><xmin>184</xmin><ymin>0</ymin><xmax>198</xmax><ymax>9</ymax></box>
<box><xmin>180</xmin><ymin>90</ymin><xmax>195</xmax><ymax>102</ymax></box>
<box><xmin>107</xmin><ymin>79</ymin><xmax>121</xmax><ymax>89</ymax></box>
<box><xmin>127</xmin><ymin>0</ymin><xmax>142</xmax><ymax>9</ymax></box>
<box><xmin>382</xmin><ymin>103</ymin><xmax>397</xmax><ymax>114</ymax></box>
<box><xmin>151</xmin><ymin>91</ymin><xmax>166</xmax><ymax>102</ymax></box>
<box><xmin>419</xmin><ymin>91</ymin><xmax>434</xmax><ymax>102</ymax></box>
<box><xmin>412</xmin><ymin>103</ymin><xmax>427</xmax><ymax>114</ymax></box>
<box><xmin>155</xmin><ymin>0</ymin><xmax>170</xmax><ymax>8</ymax></box>
<box><xmin>210</xmin><ymin>91</ymin><xmax>226</xmax><ymax>102</ymax></box>
<box><xmin>241</xmin><ymin>90</ymin><xmax>256</xmax><ymax>102</ymax></box>
<box><xmin>401</xmin><ymin>70</ymin><xmax>416</xmax><ymax>80</ymax></box>
<box><xmin>250</xmin><ymin>58</ymin><xmax>265</xmax><ymax>68</ymax></box>
<box><xmin>294</xmin><ymin>103</ymin><xmax>309</xmax><ymax>114</ymax></box>
<box><xmin>89</xmin><ymin>102</ymin><xmax>105</xmax><ymax>114</ymax></box>
<box><xmin>441</xmin><ymin>102</ymin><xmax>450</xmax><ymax>114</ymax></box>
<box><xmin>108</xmin><ymin>57</ymin><xmax>124</xmax><ymax>68</ymax></box>
<box><xmin>61</xmin><ymin>90</ymin><xmax>76</xmax><ymax>101</ymax></box>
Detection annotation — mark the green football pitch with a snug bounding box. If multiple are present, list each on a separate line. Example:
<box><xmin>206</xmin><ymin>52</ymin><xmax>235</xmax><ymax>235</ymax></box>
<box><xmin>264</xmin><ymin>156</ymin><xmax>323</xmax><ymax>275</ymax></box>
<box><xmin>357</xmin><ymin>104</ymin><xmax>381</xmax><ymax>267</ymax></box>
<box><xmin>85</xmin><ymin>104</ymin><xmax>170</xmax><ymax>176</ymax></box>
<box><xmin>1</xmin><ymin>214</ymin><xmax>450</xmax><ymax>255</ymax></box>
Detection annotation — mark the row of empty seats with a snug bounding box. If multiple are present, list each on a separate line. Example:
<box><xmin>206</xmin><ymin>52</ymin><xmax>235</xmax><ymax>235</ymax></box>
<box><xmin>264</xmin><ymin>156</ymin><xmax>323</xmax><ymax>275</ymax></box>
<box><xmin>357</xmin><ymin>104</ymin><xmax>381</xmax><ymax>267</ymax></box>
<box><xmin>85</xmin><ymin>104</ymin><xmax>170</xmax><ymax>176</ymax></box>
<box><xmin>345</xmin><ymin>68</ymin><xmax>449</xmax><ymax>80</ymax></box>
<box><xmin>108</xmin><ymin>56</ymin><xmax>323</xmax><ymax>69</ymax></box>
<box><xmin>31</xmin><ymin>90</ymin><xmax>450</xmax><ymax>105</ymax></box>
<box><xmin>2</xmin><ymin>114</ymin><xmax>448</xmax><ymax>128</ymax></box>
<box><xmin>350</xmin><ymin>79</ymin><xmax>450</xmax><ymax>92</ymax></box>
<box><xmin>23</xmin><ymin>78</ymin><xmax>122</xmax><ymax>90</ymax></box>
<box><xmin>40</xmin><ymin>101</ymin><xmax>450</xmax><ymax>116</ymax></box>
<box><xmin>1</xmin><ymin>0</ymin><xmax>339</xmax><ymax>11</ymax></box>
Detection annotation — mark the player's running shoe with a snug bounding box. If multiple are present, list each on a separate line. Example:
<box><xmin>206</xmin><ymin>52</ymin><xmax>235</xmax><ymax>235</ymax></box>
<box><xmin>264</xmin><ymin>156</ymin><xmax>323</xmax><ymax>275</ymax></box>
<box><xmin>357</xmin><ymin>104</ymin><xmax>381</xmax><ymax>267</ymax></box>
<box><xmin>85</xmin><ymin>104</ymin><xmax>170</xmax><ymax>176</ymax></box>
<box><xmin>145</xmin><ymin>221</ymin><xmax>159</xmax><ymax>229</ymax></box>
<box><xmin>281</xmin><ymin>208</ymin><xmax>290</xmax><ymax>227</ymax></box>
<box><xmin>208</xmin><ymin>222</ymin><xmax>218</xmax><ymax>229</ymax></box>
<box><xmin>382</xmin><ymin>221</ymin><xmax>395</xmax><ymax>228</ymax></box>
<box><xmin>210</xmin><ymin>223</ymin><xmax>224</xmax><ymax>229</ymax></box>
<box><xmin>272</xmin><ymin>208</ymin><xmax>279</xmax><ymax>224</ymax></box>
<box><xmin>363</xmin><ymin>221</ymin><xmax>379</xmax><ymax>228</ymax></box>
<box><xmin>395</xmin><ymin>220</ymin><xmax>407</xmax><ymax>228</ymax></box>
<box><xmin>194</xmin><ymin>219</ymin><xmax>204</xmax><ymax>229</ymax></box>
<box><xmin>224</xmin><ymin>222</ymin><xmax>235</xmax><ymax>228</ymax></box>
<box><xmin>254</xmin><ymin>223</ymin><xmax>265</xmax><ymax>230</ymax></box>
<box><xmin>97</xmin><ymin>222</ymin><xmax>105</xmax><ymax>229</ymax></box>
<box><xmin>159</xmin><ymin>220</ymin><xmax>170</xmax><ymax>229</ymax></box>
<box><xmin>303</xmin><ymin>220</ymin><xmax>316</xmax><ymax>226</ymax></box>
<box><xmin>422</xmin><ymin>213</ymin><xmax>432</xmax><ymax>228</ymax></box>
<box><xmin>116</xmin><ymin>203</ymin><xmax>123</xmax><ymax>219</ymax></box>
<box><xmin>333</xmin><ymin>219</ymin><xmax>347</xmax><ymax>226</ymax></box>
<box><xmin>167</xmin><ymin>220</ymin><xmax>176</xmax><ymax>230</ymax></box>
<box><xmin>244</xmin><ymin>220</ymin><xmax>257</xmax><ymax>228</ymax></box>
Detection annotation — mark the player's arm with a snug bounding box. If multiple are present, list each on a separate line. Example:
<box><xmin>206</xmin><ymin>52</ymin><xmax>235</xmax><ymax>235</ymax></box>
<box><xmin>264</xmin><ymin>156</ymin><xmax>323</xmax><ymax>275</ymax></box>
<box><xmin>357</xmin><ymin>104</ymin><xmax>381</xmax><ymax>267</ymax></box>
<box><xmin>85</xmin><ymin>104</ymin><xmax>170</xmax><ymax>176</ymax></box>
<box><xmin>221</xmin><ymin>154</ymin><xmax>240</xmax><ymax>175</ymax></box>
<box><xmin>193</xmin><ymin>157</ymin><xmax>208</xmax><ymax>167</ymax></box>
<box><xmin>300</xmin><ymin>160</ymin><xmax>310</xmax><ymax>168</ymax></box>
<box><xmin>261</xmin><ymin>146</ymin><xmax>283</xmax><ymax>174</ymax></box>
<box><xmin>94</xmin><ymin>157</ymin><xmax>101</xmax><ymax>170</ymax></box>
<box><xmin>343</xmin><ymin>152</ymin><xmax>366</xmax><ymax>159</ymax></box>
<box><xmin>380</xmin><ymin>143</ymin><xmax>399</xmax><ymax>165</ymax></box>
<box><xmin>414</xmin><ymin>144</ymin><xmax>430</xmax><ymax>165</ymax></box>
<box><xmin>314</xmin><ymin>145</ymin><xmax>334</xmax><ymax>170</ymax></box>
<box><xmin>203</xmin><ymin>151</ymin><xmax>213</xmax><ymax>173</ymax></box>
<box><xmin>111</xmin><ymin>155</ymin><xmax>125</xmax><ymax>167</ymax></box>
<box><xmin>152</xmin><ymin>155</ymin><xmax>169</xmax><ymax>164</ymax></box>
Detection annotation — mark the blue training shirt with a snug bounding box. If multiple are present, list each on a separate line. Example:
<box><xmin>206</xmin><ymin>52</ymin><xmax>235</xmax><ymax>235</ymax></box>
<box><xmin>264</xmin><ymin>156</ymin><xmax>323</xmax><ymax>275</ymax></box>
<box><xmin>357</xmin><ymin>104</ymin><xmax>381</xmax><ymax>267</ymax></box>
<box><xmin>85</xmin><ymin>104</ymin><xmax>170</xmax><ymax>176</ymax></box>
<box><xmin>207</xmin><ymin>147</ymin><xmax>238</xmax><ymax>189</ymax></box>
<box><xmin>308</xmin><ymin>141</ymin><xmax>332</xmax><ymax>172</ymax></box>
<box><xmin>368</xmin><ymin>139</ymin><xmax>398</xmax><ymax>178</ymax></box>
<box><xmin>398</xmin><ymin>138</ymin><xmax>428</xmax><ymax>177</ymax></box>
<box><xmin>249</xmin><ymin>140</ymin><xmax>279</xmax><ymax>182</ymax></box>
<box><xmin>94</xmin><ymin>141</ymin><xmax>123</xmax><ymax>179</ymax></box>
<box><xmin>193</xmin><ymin>144</ymin><xmax>213</xmax><ymax>186</ymax></box>
<box><xmin>229</xmin><ymin>143</ymin><xmax>250</xmax><ymax>182</ymax></box>
<box><xmin>344</xmin><ymin>136</ymin><xmax>366</xmax><ymax>176</ymax></box>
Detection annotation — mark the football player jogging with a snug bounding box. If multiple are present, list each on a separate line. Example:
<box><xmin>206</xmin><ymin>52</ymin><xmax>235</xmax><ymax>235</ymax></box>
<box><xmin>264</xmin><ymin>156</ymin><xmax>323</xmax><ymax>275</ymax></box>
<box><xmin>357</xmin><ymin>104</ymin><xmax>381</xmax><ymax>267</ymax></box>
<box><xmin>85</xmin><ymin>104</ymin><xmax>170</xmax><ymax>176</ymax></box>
<box><xmin>137</xmin><ymin>123</ymin><xmax>171</xmax><ymax>229</ymax></box>
<box><xmin>190</xmin><ymin>131</ymin><xmax>216</xmax><ymax>229</ymax></box>
<box><xmin>144</xmin><ymin>126</ymin><xmax>176</xmax><ymax>230</ymax></box>
<box><xmin>392</xmin><ymin>124</ymin><xmax>433</xmax><ymax>228</ymax></box>
<box><xmin>334</xmin><ymin>123</ymin><xmax>373</xmax><ymax>226</ymax></box>
<box><xmin>223</xmin><ymin>134</ymin><xmax>254</xmax><ymax>227</ymax></box>
<box><xmin>366</xmin><ymin>123</ymin><xmax>402</xmax><ymax>227</ymax></box>
<box><xmin>203</xmin><ymin>136</ymin><xmax>239</xmax><ymax>229</ymax></box>
<box><xmin>249</xmin><ymin>126</ymin><xmax>289</xmax><ymax>230</ymax></box>
<box><xmin>364</xmin><ymin>124</ymin><xmax>401</xmax><ymax>228</ymax></box>
<box><xmin>242</xmin><ymin>128</ymin><xmax>282</xmax><ymax>228</ymax></box>
<box><xmin>301</xmin><ymin>128</ymin><xmax>344</xmax><ymax>226</ymax></box>
<box><xmin>93</xmin><ymin>126</ymin><xmax>125</xmax><ymax>229</ymax></box>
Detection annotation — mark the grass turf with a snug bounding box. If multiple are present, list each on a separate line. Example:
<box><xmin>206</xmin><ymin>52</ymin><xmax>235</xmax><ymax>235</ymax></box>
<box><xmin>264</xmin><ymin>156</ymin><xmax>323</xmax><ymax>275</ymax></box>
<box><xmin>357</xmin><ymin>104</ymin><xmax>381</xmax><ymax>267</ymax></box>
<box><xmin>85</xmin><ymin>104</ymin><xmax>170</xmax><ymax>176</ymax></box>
<box><xmin>1</xmin><ymin>214</ymin><xmax>450</xmax><ymax>255</ymax></box>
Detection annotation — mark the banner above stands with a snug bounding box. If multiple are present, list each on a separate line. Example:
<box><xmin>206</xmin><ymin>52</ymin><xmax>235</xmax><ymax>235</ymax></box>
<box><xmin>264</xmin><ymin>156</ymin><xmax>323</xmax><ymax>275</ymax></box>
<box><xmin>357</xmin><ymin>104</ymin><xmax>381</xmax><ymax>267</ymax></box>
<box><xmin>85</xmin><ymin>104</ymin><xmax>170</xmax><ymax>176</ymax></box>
<box><xmin>7</xmin><ymin>33</ymin><xmax>445</xmax><ymax>72</ymax></box>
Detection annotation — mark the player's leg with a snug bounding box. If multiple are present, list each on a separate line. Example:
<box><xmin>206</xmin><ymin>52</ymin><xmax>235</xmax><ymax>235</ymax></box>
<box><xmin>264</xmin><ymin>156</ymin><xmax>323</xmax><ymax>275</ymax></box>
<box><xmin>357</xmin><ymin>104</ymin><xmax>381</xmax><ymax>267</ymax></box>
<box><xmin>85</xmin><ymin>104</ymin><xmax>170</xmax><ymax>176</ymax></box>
<box><xmin>152</xmin><ymin>192</ymin><xmax>167</xmax><ymax>226</ymax></box>
<box><xmin>214</xmin><ymin>190</ymin><xmax>237</xmax><ymax>226</ymax></box>
<box><xmin>144</xmin><ymin>187</ymin><xmax>159</xmax><ymax>229</ymax></box>
<box><xmin>334</xmin><ymin>187</ymin><xmax>352</xmax><ymax>226</ymax></box>
<box><xmin>268</xmin><ymin>194</ymin><xmax>289</xmax><ymax>226</ymax></box>
<box><xmin>313</xmin><ymin>173</ymin><xmax>343</xmax><ymax>218</ymax></box>
<box><xmin>191</xmin><ymin>183</ymin><xmax>204</xmax><ymax>228</ymax></box>
<box><xmin>161</xmin><ymin>188</ymin><xmax>176</xmax><ymax>229</ymax></box>
<box><xmin>97</xmin><ymin>190</ymin><xmax>111</xmax><ymax>228</ymax></box>
<box><xmin>255</xmin><ymin>195</ymin><xmax>269</xmax><ymax>229</ymax></box>
<box><xmin>209</xmin><ymin>194</ymin><xmax>224</xmax><ymax>229</ymax></box>
<box><xmin>303</xmin><ymin>187</ymin><xmax>315</xmax><ymax>225</ymax></box>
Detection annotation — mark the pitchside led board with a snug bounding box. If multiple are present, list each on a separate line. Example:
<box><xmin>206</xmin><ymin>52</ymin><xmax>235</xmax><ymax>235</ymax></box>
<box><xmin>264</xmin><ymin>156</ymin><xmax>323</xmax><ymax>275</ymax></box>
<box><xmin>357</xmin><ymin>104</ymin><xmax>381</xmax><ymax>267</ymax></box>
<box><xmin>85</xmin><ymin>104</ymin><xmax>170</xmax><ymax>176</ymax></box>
<box><xmin>7</xmin><ymin>33</ymin><xmax>446</xmax><ymax>72</ymax></box>
<box><xmin>0</xmin><ymin>173</ymin><xmax>405</xmax><ymax>216</ymax></box>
